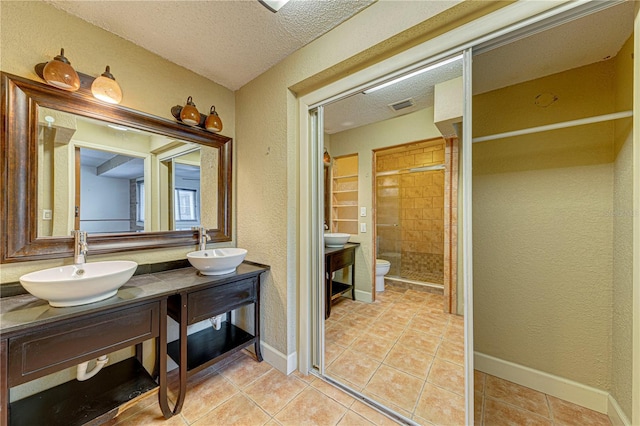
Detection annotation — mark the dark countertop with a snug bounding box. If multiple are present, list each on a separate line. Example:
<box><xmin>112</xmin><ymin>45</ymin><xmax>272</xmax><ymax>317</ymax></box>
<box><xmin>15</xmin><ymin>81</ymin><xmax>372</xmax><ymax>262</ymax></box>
<box><xmin>324</xmin><ymin>242</ymin><xmax>360</xmax><ymax>256</ymax></box>
<box><xmin>0</xmin><ymin>262</ymin><xmax>268</xmax><ymax>337</ymax></box>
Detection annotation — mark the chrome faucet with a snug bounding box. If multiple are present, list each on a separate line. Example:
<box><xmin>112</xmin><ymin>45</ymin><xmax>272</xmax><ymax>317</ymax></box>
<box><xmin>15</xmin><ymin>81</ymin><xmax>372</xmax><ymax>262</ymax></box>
<box><xmin>196</xmin><ymin>226</ymin><xmax>211</xmax><ymax>251</ymax></box>
<box><xmin>73</xmin><ymin>230</ymin><xmax>88</xmax><ymax>265</ymax></box>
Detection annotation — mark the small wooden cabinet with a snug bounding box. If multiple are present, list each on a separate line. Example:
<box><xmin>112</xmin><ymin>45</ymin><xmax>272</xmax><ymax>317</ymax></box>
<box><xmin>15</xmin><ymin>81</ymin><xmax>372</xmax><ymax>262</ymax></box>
<box><xmin>160</xmin><ymin>271</ymin><xmax>264</xmax><ymax>417</ymax></box>
<box><xmin>325</xmin><ymin>243</ymin><xmax>359</xmax><ymax>319</ymax></box>
<box><xmin>2</xmin><ymin>299</ymin><xmax>164</xmax><ymax>426</ymax></box>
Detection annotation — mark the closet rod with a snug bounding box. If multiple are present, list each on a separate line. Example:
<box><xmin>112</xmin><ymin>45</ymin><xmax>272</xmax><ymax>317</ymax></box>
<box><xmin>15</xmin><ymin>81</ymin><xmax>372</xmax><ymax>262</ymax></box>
<box><xmin>472</xmin><ymin>110</ymin><xmax>633</xmax><ymax>143</ymax></box>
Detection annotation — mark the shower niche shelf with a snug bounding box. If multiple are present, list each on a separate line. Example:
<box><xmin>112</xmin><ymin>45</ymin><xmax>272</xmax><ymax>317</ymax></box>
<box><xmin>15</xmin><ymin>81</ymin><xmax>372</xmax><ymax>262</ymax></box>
<box><xmin>331</xmin><ymin>154</ymin><xmax>359</xmax><ymax>235</ymax></box>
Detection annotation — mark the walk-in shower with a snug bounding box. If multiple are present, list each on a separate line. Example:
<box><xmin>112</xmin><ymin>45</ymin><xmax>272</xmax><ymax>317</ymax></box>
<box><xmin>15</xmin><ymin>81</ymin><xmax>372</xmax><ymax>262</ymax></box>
<box><xmin>375</xmin><ymin>139</ymin><xmax>446</xmax><ymax>287</ymax></box>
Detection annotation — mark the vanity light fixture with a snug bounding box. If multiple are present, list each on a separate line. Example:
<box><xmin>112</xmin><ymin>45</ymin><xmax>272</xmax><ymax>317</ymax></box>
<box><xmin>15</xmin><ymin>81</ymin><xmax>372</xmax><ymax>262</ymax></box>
<box><xmin>205</xmin><ymin>106</ymin><xmax>223</xmax><ymax>133</ymax></box>
<box><xmin>259</xmin><ymin>0</ymin><xmax>290</xmax><ymax>12</ymax></box>
<box><xmin>36</xmin><ymin>48</ymin><xmax>81</xmax><ymax>92</ymax></box>
<box><xmin>180</xmin><ymin>96</ymin><xmax>201</xmax><ymax>126</ymax></box>
<box><xmin>91</xmin><ymin>66</ymin><xmax>123</xmax><ymax>104</ymax></box>
<box><xmin>323</xmin><ymin>148</ymin><xmax>331</xmax><ymax>166</ymax></box>
<box><xmin>362</xmin><ymin>54</ymin><xmax>464</xmax><ymax>94</ymax></box>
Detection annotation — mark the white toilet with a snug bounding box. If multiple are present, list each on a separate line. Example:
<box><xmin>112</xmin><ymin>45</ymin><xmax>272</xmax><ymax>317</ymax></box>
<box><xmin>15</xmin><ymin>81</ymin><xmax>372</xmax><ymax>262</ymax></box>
<box><xmin>375</xmin><ymin>259</ymin><xmax>391</xmax><ymax>292</ymax></box>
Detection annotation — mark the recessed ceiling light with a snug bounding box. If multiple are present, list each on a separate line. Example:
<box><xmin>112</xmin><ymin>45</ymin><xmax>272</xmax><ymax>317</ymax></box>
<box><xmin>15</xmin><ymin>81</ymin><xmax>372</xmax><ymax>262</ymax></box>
<box><xmin>363</xmin><ymin>54</ymin><xmax>463</xmax><ymax>94</ymax></box>
<box><xmin>259</xmin><ymin>0</ymin><xmax>290</xmax><ymax>12</ymax></box>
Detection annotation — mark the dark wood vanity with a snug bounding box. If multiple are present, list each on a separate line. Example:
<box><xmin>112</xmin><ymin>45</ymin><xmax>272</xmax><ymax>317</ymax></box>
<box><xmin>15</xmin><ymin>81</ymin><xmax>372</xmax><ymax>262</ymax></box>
<box><xmin>0</xmin><ymin>262</ymin><xmax>268</xmax><ymax>426</ymax></box>
<box><xmin>325</xmin><ymin>243</ymin><xmax>359</xmax><ymax>319</ymax></box>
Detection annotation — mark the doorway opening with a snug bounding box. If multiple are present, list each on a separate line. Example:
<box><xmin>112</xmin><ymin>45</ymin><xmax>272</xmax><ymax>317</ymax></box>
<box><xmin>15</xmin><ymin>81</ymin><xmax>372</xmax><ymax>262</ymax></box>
<box><xmin>373</xmin><ymin>137</ymin><xmax>459</xmax><ymax>312</ymax></box>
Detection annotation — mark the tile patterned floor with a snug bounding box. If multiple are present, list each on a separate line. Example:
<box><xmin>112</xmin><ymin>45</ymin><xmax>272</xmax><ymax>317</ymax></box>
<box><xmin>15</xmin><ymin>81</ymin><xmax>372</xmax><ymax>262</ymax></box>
<box><xmin>325</xmin><ymin>282</ymin><xmax>465</xmax><ymax>424</ymax></box>
<box><xmin>106</xmin><ymin>281</ymin><xmax>611</xmax><ymax>426</ymax></box>
<box><xmin>475</xmin><ymin>371</ymin><xmax>612</xmax><ymax>426</ymax></box>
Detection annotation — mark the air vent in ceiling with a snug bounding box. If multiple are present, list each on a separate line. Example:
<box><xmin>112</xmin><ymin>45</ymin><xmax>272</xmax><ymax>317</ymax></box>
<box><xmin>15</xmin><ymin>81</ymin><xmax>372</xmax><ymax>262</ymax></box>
<box><xmin>388</xmin><ymin>98</ymin><xmax>415</xmax><ymax>112</ymax></box>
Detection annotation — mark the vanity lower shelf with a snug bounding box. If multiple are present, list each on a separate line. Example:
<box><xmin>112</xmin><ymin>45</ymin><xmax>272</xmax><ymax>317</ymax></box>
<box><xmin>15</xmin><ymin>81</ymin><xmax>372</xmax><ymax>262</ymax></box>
<box><xmin>9</xmin><ymin>357</ymin><xmax>157</xmax><ymax>426</ymax></box>
<box><xmin>330</xmin><ymin>281</ymin><xmax>353</xmax><ymax>300</ymax></box>
<box><xmin>167</xmin><ymin>322</ymin><xmax>256</xmax><ymax>375</ymax></box>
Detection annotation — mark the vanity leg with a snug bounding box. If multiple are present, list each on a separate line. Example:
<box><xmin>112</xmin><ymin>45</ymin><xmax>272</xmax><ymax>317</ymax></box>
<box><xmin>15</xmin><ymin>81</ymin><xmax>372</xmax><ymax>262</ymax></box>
<box><xmin>157</xmin><ymin>299</ymin><xmax>172</xmax><ymax>419</ymax></box>
<box><xmin>1</xmin><ymin>339</ymin><xmax>8</xmax><ymax>426</ymax></box>
<box><xmin>173</xmin><ymin>293</ymin><xmax>188</xmax><ymax>415</ymax></box>
<box><xmin>254</xmin><ymin>277</ymin><xmax>263</xmax><ymax>362</ymax></box>
<box><xmin>325</xmin><ymin>267</ymin><xmax>332</xmax><ymax>319</ymax></box>
<box><xmin>351</xmin><ymin>263</ymin><xmax>356</xmax><ymax>301</ymax></box>
<box><xmin>135</xmin><ymin>343</ymin><xmax>143</xmax><ymax>365</ymax></box>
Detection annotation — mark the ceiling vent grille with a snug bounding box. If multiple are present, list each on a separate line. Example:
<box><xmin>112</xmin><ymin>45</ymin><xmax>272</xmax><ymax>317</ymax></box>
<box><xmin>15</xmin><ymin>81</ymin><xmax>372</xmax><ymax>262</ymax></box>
<box><xmin>388</xmin><ymin>98</ymin><xmax>415</xmax><ymax>112</ymax></box>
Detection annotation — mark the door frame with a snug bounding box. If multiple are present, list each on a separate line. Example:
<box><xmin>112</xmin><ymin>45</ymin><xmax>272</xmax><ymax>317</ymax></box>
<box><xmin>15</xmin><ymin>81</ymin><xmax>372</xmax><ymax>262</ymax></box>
<box><xmin>296</xmin><ymin>2</ymin><xmax>623</xmax><ymax>424</ymax></box>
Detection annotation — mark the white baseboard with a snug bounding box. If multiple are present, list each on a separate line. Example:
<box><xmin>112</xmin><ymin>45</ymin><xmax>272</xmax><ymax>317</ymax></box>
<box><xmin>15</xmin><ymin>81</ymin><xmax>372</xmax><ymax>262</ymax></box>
<box><xmin>355</xmin><ymin>289</ymin><xmax>372</xmax><ymax>303</ymax></box>
<box><xmin>474</xmin><ymin>352</ymin><xmax>609</xmax><ymax>414</ymax></box>
<box><xmin>259</xmin><ymin>341</ymin><xmax>297</xmax><ymax>375</ymax></box>
<box><xmin>607</xmin><ymin>394</ymin><xmax>631</xmax><ymax>426</ymax></box>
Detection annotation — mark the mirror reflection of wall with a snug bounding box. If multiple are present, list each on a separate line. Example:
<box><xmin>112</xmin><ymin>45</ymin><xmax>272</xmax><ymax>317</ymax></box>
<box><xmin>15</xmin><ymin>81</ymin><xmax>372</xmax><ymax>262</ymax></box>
<box><xmin>36</xmin><ymin>106</ymin><xmax>220</xmax><ymax>236</ymax></box>
<box><xmin>79</xmin><ymin>147</ymin><xmax>144</xmax><ymax>233</ymax></box>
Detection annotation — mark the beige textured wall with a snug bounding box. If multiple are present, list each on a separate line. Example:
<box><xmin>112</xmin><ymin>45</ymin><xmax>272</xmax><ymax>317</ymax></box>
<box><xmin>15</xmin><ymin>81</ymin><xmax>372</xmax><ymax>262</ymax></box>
<box><xmin>611</xmin><ymin>35</ymin><xmax>634</xmax><ymax>419</ymax></box>
<box><xmin>472</xmin><ymin>61</ymin><xmax>617</xmax><ymax>389</ymax></box>
<box><xmin>0</xmin><ymin>1</ymin><xmax>236</xmax><ymax>284</ymax></box>
<box><xmin>328</xmin><ymin>109</ymin><xmax>443</xmax><ymax>299</ymax></box>
<box><xmin>0</xmin><ymin>1</ymin><xmax>236</xmax><ymax>399</ymax></box>
<box><xmin>235</xmin><ymin>1</ymin><xmax>462</xmax><ymax>356</ymax></box>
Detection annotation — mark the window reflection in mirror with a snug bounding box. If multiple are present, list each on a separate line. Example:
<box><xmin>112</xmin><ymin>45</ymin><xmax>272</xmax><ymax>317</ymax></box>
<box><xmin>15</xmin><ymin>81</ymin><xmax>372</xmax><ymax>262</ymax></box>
<box><xmin>37</xmin><ymin>106</ymin><xmax>219</xmax><ymax>237</ymax></box>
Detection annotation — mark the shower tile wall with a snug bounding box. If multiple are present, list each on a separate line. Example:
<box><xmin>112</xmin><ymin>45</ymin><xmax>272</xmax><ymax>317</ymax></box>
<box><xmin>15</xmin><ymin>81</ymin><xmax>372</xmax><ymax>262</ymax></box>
<box><xmin>376</xmin><ymin>139</ymin><xmax>445</xmax><ymax>285</ymax></box>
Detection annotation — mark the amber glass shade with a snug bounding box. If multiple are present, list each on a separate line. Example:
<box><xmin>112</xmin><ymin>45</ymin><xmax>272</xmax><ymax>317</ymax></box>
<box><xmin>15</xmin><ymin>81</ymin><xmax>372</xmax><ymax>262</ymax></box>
<box><xmin>42</xmin><ymin>48</ymin><xmax>80</xmax><ymax>92</ymax></box>
<box><xmin>205</xmin><ymin>106</ymin><xmax>223</xmax><ymax>132</ymax></box>
<box><xmin>91</xmin><ymin>66</ymin><xmax>123</xmax><ymax>104</ymax></box>
<box><xmin>180</xmin><ymin>96</ymin><xmax>200</xmax><ymax>126</ymax></box>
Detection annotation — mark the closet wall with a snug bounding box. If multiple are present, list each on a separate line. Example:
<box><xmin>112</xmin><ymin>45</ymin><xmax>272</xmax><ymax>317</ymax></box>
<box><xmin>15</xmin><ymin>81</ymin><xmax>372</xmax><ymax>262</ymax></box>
<box><xmin>472</xmin><ymin>33</ymin><xmax>633</xmax><ymax>404</ymax></box>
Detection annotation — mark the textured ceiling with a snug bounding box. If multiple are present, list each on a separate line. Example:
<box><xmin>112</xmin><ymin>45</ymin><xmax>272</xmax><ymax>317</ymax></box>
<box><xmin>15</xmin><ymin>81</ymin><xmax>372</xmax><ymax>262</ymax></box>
<box><xmin>45</xmin><ymin>0</ymin><xmax>375</xmax><ymax>91</ymax></box>
<box><xmin>324</xmin><ymin>1</ymin><xmax>634</xmax><ymax>135</ymax></box>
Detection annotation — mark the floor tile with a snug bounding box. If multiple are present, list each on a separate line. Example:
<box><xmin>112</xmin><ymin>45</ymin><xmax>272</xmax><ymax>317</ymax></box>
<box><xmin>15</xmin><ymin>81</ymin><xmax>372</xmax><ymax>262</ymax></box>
<box><xmin>326</xmin><ymin>340</ymin><xmax>348</xmax><ymax>366</ymax></box>
<box><xmin>243</xmin><ymin>369</ymin><xmax>307</xmax><ymax>416</ymax></box>
<box><xmin>366</xmin><ymin>319</ymin><xmax>406</xmax><ymax>341</ymax></box>
<box><xmin>383</xmin><ymin>344</ymin><xmax>434</xmax><ymax>378</ymax></box>
<box><xmin>435</xmin><ymin>338</ymin><xmax>464</xmax><ymax>365</ymax></box>
<box><xmin>485</xmin><ymin>375</ymin><xmax>550</xmax><ymax>417</ymax></box>
<box><xmin>338</xmin><ymin>410</ymin><xmax>376</xmax><ymax>425</ymax></box>
<box><xmin>218</xmin><ymin>353</ymin><xmax>274</xmax><ymax>388</ymax></box>
<box><xmin>311</xmin><ymin>377</ymin><xmax>356</xmax><ymax>408</ymax></box>
<box><xmin>350</xmin><ymin>400</ymin><xmax>402</xmax><ymax>426</ymax></box>
<box><xmin>427</xmin><ymin>358</ymin><xmax>465</xmax><ymax>396</ymax></box>
<box><xmin>350</xmin><ymin>332</ymin><xmax>395</xmax><ymax>361</ymax></box>
<box><xmin>363</xmin><ymin>365</ymin><xmax>424</xmax><ymax>412</ymax></box>
<box><xmin>547</xmin><ymin>395</ymin><xmax>612</xmax><ymax>426</ymax></box>
<box><xmin>483</xmin><ymin>397</ymin><xmax>552</xmax><ymax>426</ymax></box>
<box><xmin>275</xmin><ymin>387</ymin><xmax>348</xmax><ymax>426</ymax></box>
<box><xmin>397</xmin><ymin>328</ymin><xmax>441</xmax><ymax>355</ymax></box>
<box><xmin>192</xmin><ymin>393</ymin><xmax>271</xmax><ymax>426</ymax></box>
<box><xmin>475</xmin><ymin>392</ymin><xmax>484</xmax><ymax>425</ymax></box>
<box><xmin>414</xmin><ymin>383</ymin><xmax>465</xmax><ymax>426</ymax></box>
<box><xmin>171</xmin><ymin>371</ymin><xmax>238</xmax><ymax>423</ymax></box>
<box><xmin>475</xmin><ymin>370</ymin><xmax>487</xmax><ymax>394</ymax></box>
<box><xmin>326</xmin><ymin>349</ymin><xmax>381</xmax><ymax>389</ymax></box>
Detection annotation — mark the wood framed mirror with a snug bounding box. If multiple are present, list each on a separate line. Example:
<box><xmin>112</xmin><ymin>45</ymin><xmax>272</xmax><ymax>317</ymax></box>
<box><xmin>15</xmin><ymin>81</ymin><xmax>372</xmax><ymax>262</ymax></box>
<box><xmin>1</xmin><ymin>72</ymin><xmax>232</xmax><ymax>263</ymax></box>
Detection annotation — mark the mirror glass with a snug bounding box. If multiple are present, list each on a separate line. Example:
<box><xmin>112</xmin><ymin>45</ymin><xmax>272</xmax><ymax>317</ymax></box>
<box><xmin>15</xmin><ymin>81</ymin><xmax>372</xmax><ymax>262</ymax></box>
<box><xmin>1</xmin><ymin>72</ymin><xmax>231</xmax><ymax>263</ymax></box>
<box><xmin>37</xmin><ymin>108</ymin><xmax>220</xmax><ymax>237</ymax></box>
<box><xmin>320</xmin><ymin>54</ymin><xmax>464</xmax><ymax>422</ymax></box>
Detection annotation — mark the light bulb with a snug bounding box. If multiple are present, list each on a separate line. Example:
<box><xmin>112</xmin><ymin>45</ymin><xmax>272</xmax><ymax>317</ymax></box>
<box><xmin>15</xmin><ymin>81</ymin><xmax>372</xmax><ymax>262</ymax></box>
<box><xmin>91</xmin><ymin>66</ymin><xmax>123</xmax><ymax>104</ymax></box>
<box><xmin>42</xmin><ymin>48</ymin><xmax>80</xmax><ymax>92</ymax></box>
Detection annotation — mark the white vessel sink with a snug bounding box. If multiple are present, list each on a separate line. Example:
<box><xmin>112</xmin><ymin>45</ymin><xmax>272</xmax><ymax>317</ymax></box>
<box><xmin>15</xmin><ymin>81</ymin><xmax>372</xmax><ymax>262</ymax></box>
<box><xmin>324</xmin><ymin>233</ymin><xmax>350</xmax><ymax>248</ymax></box>
<box><xmin>19</xmin><ymin>260</ymin><xmax>138</xmax><ymax>307</ymax></box>
<box><xmin>187</xmin><ymin>248</ymin><xmax>247</xmax><ymax>275</ymax></box>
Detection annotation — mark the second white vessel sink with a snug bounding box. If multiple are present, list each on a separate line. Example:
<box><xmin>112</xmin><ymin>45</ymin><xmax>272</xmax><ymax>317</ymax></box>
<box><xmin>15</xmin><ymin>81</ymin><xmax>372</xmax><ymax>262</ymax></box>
<box><xmin>19</xmin><ymin>260</ymin><xmax>138</xmax><ymax>307</ymax></box>
<box><xmin>324</xmin><ymin>233</ymin><xmax>350</xmax><ymax>248</ymax></box>
<box><xmin>187</xmin><ymin>248</ymin><xmax>247</xmax><ymax>275</ymax></box>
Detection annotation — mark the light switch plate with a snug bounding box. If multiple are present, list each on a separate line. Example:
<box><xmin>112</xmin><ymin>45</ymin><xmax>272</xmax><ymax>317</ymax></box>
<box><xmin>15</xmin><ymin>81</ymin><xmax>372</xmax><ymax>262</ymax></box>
<box><xmin>43</xmin><ymin>209</ymin><xmax>52</xmax><ymax>220</ymax></box>
<box><xmin>360</xmin><ymin>223</ymin><xmax>366</xmax><ymax>233</ymax></box>
<box><xmin>360</xmin><ymin>207</ymin><xmax>366</xmax><ymax>217</ymax></box>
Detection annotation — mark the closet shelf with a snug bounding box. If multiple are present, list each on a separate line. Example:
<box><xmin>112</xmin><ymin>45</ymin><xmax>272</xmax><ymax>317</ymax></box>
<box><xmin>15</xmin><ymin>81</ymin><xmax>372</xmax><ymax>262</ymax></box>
<box><xmin>332</xmin><ymin>190</ymin><xmax>358</xmax><ymax>194</ymax></box>
<box><xmin>333</xmin><ymin>174</ymin><xmax>358</xmax><ymax>179</ymax></box>
<box><xmin>473</xmin><ymin>110</ymin><xmax>632</xmax><ymax>143</ymax></box>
